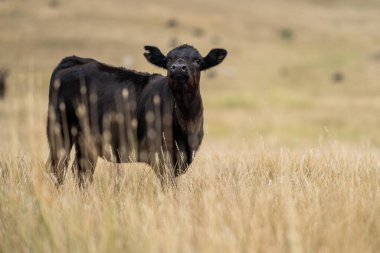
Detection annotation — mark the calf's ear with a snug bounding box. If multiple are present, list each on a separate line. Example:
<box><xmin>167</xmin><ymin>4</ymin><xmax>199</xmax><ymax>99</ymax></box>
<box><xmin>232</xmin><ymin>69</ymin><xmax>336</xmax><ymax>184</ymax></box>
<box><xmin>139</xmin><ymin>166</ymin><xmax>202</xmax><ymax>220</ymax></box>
<box><xmin>201</xmin><ymin>48</ymin><xmax>227</xmax><ymax>71</ymax></box>
<box><xmin>144</xmin><ymin>46</ymin><xmax>168</xmax><ymax>69</ymax></box>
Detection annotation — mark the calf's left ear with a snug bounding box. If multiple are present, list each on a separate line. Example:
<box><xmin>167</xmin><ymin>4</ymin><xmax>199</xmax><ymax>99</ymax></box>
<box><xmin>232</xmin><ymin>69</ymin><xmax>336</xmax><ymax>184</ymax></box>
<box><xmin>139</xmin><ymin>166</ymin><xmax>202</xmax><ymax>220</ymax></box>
<box><xmin>201</xmin><ymin>48</ymin><xmax>227</xmax><ymax>71</ymax></box>
<box><xmin>144</xmin><ymin>46</ymin><xmax>168</xmax><ymax>69</ymax></box>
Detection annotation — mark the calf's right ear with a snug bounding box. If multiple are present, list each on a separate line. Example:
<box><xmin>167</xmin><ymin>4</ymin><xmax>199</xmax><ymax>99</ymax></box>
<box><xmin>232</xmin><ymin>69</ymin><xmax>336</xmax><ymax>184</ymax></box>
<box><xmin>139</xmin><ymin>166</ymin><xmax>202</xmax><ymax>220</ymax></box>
<box><xmin>201</xmin><ymin>48</ymin><xmax>227</xmax><ymax>71</ymax></box>
<box><xmin>144</xmin><ymin>46</ymin><xmax>168</xmax><ymax>69</ymax></box>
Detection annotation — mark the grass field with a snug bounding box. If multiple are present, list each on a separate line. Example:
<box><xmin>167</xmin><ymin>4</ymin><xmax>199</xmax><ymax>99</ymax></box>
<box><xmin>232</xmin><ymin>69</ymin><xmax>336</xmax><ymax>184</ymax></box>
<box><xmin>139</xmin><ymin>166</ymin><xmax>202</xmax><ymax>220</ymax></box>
<box><xmin>1</xmin><ymin>0</ymin><xmax>380</xmax><ymax>252</ymax></box>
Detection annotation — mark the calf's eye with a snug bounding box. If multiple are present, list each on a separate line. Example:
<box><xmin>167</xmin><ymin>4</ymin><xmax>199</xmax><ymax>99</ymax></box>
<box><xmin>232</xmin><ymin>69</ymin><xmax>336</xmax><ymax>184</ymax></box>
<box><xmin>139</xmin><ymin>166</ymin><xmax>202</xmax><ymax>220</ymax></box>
<box><xmin>195</xmin><ymin>59</ymin><xmax>202</xmax><ymax>65</ymax></box>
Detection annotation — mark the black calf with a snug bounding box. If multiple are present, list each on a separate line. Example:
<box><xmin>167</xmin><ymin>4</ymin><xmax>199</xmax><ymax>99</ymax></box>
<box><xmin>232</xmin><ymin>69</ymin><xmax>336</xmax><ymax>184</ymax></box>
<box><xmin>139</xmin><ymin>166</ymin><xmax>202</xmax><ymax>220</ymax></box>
<box><xmin>47</xmin><ymin>44</ymin><xmax>227</xmax><ymax>186</ymax></box>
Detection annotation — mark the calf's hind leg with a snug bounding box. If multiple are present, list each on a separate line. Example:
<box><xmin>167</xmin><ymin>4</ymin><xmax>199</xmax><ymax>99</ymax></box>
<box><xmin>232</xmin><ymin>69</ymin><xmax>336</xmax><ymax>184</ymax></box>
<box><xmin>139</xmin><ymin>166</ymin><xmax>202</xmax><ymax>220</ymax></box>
<box><xmin>46</xmin><ymin>120</ymin><xmax>73</xmax><ymax>186</ymax></box>
<box><xmin>72</xmin><ymin>141</ymin><xmax>98</xmax><ymax>187</ymax></box>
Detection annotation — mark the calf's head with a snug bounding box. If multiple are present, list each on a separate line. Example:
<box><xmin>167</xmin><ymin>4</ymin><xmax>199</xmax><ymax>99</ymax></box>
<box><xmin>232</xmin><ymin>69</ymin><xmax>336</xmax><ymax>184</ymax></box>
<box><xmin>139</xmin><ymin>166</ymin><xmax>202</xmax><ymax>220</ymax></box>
<box><xmin>144</xmin><ymin>44</ymin><xmax>227</xmax><ymax>91</ymax></box>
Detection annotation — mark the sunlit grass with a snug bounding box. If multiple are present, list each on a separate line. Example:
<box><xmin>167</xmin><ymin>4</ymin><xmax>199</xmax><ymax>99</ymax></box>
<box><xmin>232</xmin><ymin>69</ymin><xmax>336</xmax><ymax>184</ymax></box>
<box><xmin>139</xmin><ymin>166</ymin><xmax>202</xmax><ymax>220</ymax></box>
<box><xmin>1</xmin><ymin>143</ymin><xmax>379</xmax><ymax>252</ymax></box>
<box><xmin>1</xmin><ymin>0</ymin><xmax>380</xmax><ymax>252</ymax></box>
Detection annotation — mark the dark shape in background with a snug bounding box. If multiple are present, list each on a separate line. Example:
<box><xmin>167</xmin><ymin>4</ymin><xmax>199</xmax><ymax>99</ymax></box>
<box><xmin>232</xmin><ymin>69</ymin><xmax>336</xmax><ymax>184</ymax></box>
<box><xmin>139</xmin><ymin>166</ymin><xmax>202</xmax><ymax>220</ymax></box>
<box><xmin>331</xmin><ymin>71</ymin><xmax>344</xmax><ymax>84</ymax></box>
<box><xmin>165</xmin><ymin>19</ymin><xmax>178</xmax><ymax>29</ymax></box>
<box><xmin>0</xmin><ymin>69</ymin><xmax>9</xmax><ymax>99</ymax></box>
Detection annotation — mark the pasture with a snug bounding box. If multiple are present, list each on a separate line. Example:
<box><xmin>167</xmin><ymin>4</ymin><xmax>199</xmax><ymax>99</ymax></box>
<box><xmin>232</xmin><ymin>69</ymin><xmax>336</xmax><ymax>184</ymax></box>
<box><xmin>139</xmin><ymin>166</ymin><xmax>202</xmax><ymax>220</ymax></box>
<box><xmin>0</xmin><ymin>0</ymin><xmax>380</xmax><ymax>252</ymax></box>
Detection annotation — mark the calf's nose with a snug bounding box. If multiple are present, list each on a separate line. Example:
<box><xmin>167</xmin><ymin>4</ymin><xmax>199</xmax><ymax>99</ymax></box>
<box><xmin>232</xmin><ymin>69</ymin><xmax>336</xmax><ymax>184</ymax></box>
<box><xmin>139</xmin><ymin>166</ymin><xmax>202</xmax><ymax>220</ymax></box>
<box><xmin>170</xmin><ymin>63</ymin><xmax>188</xmax><ymax>73</ymax></box>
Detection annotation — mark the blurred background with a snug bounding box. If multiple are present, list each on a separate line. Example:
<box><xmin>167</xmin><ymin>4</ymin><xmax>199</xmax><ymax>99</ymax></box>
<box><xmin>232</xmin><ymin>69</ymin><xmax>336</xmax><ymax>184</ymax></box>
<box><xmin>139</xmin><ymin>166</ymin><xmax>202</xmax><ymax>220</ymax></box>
<box><xmin>1</xmin><ymin>0</ymin><xmax>380</xmax><ymax>154</ymax></box>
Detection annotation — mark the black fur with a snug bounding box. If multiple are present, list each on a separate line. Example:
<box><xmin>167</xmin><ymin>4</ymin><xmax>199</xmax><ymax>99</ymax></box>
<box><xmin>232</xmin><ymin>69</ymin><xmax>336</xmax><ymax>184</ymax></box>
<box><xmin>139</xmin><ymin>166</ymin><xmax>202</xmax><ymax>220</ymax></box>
<box><xmin>47</xmin><ymin>45</ymin><xmax>227</xmax><ymax>186</ymax></box>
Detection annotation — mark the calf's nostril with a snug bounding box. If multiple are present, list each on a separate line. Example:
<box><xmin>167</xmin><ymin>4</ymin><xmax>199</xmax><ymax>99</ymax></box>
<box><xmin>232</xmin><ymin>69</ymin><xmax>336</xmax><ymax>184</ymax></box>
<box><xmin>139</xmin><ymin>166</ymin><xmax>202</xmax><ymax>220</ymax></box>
<box><xmin>181</xmin><ymin>65</ymin><xmax>187</xmax><ymax>71</ymax></box>
<box><xmin>171</xmin><ymin>65</ymin><xmax>176</xmax><ymax>71</ymax></box>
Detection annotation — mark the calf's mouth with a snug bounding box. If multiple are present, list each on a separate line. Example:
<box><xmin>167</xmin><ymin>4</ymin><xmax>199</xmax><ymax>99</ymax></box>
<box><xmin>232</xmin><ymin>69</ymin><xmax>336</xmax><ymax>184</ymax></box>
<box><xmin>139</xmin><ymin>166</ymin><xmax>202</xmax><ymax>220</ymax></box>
<box><xmin>170</xmin><ymin>73</ymin><xmax>189</xmax><ymax>82</ymax></box>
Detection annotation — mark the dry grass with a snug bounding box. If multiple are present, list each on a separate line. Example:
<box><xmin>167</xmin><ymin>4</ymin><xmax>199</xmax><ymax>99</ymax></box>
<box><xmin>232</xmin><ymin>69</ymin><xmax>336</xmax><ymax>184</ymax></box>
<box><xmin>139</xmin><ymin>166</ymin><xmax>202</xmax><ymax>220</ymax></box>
<box><xmin>1</xmin><ymin>0</ymin><xmax>380</xmax><ymax>252</ymax></box>
<box><xmin>1</xmin><ymin>143</ymin><xmax>379</xmax><ymax>252</ymax></box>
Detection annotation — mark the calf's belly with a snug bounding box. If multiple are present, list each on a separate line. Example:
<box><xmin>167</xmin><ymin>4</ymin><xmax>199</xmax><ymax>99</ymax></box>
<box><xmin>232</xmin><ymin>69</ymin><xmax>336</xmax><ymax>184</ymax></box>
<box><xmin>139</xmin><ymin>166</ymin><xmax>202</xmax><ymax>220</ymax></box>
<box><xmin>98</xmin><ymin>143</ymin><xmax>138</xmax><ymax>163</ymax></box>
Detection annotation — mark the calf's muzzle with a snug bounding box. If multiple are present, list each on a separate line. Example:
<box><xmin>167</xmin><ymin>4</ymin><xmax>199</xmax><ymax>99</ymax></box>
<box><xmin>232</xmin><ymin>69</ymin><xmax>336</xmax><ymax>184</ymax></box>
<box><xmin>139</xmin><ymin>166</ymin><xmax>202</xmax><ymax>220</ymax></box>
<box><xmin>169</xmin><ymin>62</ymin><xmax>189</xmax><ymax>81</ymax></box>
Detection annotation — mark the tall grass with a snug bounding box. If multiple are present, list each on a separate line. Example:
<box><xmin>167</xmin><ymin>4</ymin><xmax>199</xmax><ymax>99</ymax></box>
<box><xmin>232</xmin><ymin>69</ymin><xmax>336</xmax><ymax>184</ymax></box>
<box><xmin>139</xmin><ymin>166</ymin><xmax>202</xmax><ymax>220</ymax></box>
<box><xmin>1</xmin><ymin>0</ymin><xmax>380</xmax><ymax>252</ymax></box>
<box><xmin>0</xmin><ymin>143</ymin><xmax>379</xmax><ymax>253</ymax></box>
